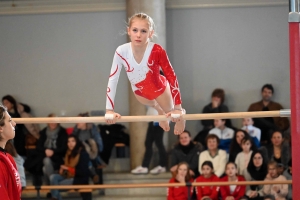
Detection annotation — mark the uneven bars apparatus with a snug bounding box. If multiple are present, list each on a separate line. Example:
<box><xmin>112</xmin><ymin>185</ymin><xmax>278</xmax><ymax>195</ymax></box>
<box><xmin>24</xmin><ymin>180</ymin><xmax>292</xmax><ymax>190</ymax></box>
<box><xmin>13</xmin><ymin>109</ymin><xmax>291</xmax><ymax>124</ymax></box>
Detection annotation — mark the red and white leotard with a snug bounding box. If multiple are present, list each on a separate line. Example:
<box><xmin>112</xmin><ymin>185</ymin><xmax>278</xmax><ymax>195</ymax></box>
<box><xmin>106</xmin><ymin>42</ymin><xmax>181</xmax><ymax>110</ymax></box>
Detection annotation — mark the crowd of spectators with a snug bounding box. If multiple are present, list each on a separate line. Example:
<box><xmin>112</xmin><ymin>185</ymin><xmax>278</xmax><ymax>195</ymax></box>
<box><xmin>167</xmin><ymin>84</ymin><xmax>292</xmax><ymax>200</ymax></box>
<box><xmin>1</xmin><ymin>83</ymin><xmax>293</xmax><ymax>200</ymax></box>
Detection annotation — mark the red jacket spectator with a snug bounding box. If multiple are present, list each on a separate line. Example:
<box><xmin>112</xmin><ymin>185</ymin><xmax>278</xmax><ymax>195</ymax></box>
<box><xmin>220</xmin><ymin>175</ymin><xmax>246</xmax><ymax>200</ymax></box>
<box><xmin>0</xmin><ymin>148</ymin><xmax>22</xmax><ymax>200</ymax></box>
<box><xmin>195</xmin><ymin>174</ymin><xmax>220</xmax><ymax>200</ymax></box>
<box><xmin>167</xmin><ymin>178</ymin><xmax>194</xmax><ymax>200</ymax></box>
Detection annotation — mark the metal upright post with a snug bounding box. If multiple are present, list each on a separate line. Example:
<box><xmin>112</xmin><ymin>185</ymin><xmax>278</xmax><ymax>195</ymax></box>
<box><xmin>289</xmin><ymin>0</ymin><xmax>300</xmax><ymax>198</ymax></box>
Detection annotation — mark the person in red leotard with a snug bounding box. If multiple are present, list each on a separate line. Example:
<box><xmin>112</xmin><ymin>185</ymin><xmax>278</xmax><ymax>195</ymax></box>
<box><xmin>0</xmin><ymin>105</ymin><xmax>22</xmax><ymax>200</ymax></box>
<box><xmin>105</xmin><ymin>12</ymin><xmax>185</xmax><ymax>135</ymax></box>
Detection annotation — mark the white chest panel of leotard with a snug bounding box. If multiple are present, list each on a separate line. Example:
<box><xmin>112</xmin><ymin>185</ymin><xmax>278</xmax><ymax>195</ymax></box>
<box><xmin>122</xmin><ymin>42</ymin><xmax>154</xmax><ymax>86</ymax></box>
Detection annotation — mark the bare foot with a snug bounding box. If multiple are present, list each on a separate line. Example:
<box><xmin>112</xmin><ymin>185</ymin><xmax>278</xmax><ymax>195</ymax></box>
<box><xmin>159</xmin><ymin>120</ymin><xmax>170</xmax><ymax>132</ymax></box>
<box><xmin>173</xmin><ymin>109</ymin><xmax>186</xmax><ymax>135</ymax></box>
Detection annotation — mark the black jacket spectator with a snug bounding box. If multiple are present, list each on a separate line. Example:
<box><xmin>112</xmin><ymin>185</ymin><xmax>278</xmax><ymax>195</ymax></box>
<box><xmin>171</xmin><ymin>142</ymin><xmax>203</xmax><ymax>177</ymax></box>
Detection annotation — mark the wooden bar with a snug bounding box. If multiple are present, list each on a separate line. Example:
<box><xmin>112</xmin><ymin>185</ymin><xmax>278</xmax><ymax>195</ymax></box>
<box><xmin>24</xmin><ymin>180</ymin><xmax>292</xmax><ymax>190</ymax></box>
<box><xmin>13</xmin><ymin>110</ymin><xmax>285</xmax><ymax>124</ymax></box>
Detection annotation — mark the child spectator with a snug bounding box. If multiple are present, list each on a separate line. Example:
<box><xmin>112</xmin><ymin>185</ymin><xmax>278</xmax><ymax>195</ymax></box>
<box><xmin>220</xmin><ymin>162</ymin><xmax>246</xmax><ymax>200</ymax></box>
<box><xmin>199</xmin><ymin>134</ymin><xmax>227</xmax><ymax>178</ymax></box>
<box><xmin>195</xmin><ymin>88</ymin><xmax>232</xmax><ymax>147</ymax></box>
<box><xmin>263</xmin><ymin>161</ymin><xmax>288</xmax><ymax>200</ymax></box>
<box><xmin>235</xmin><ymin>136</ymin><xmax>255</xmax><ymax>174</ymax></box>
<box><xmin>195</xmin><ymin>161</ymin><xmax>219</xmax><ymax>200</ymax></box>
<box><xmin>242</xmin><ymin>118</ymin><xmax>261</xmax><ymax>147</ymax></box>
<box><xmin>209</xmin><ymin>119</ymin><xmax>234</xmax><ymax>153</ymax></box>
<box><xmin>167</xmin><ymin>162</ymin><xmax>194</xmax><ymax>200</ymax></box>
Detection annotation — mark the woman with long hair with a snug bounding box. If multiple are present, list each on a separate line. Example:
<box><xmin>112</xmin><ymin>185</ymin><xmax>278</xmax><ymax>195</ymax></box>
<box><xmin>229</xmin><ymin>129</ymin><xmax>252</xmax><ymax>162</ymax></box>
<box><xmin>266</xmin><ymin>130</ymin><xmax>290</xmax><ymax>170</ymax></box>
<box><xmin>49</xmin><ymin>134</ymin><xmax>91</xmax><ymax>200</ymax></box>
<box><xmin>0</xmin><ymin>105</ymin><xmax>21</xmax><ymax>199</ymax></box>
<box><xmin>167</xmin><ymin>162</ymin><xmax>194</xmax><ymax>200</ymax></box>
<box><xmin>220</xmin><ymin>162</ymin><xmax>246</xmax><ymax>200</ymax></box>
<box><xmin>242</xmin><ymin>150</ymin><xmax>268</xmax><ymax>200</ymax></box>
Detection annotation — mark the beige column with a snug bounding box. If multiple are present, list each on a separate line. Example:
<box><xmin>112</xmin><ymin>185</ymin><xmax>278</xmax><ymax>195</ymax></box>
<box><xmin>126</xmin><ymin>0</ymin><xmax>166</xmax><ymax>169</ymax></box>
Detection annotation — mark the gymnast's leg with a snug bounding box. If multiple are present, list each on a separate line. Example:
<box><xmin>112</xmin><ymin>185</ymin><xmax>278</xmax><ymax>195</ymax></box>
<box><xmin>134</xmin><ymin>94</ymin><xmax>170</xmax><ymax>132</ymax></box>
<box><xmin>154</xmin><ymin>83</ymin><xmax>186</xmax><ymax>135</ymax></box>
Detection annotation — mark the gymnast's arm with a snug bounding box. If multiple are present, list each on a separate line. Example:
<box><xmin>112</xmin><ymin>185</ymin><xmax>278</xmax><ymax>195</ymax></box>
<box><xmin>105</xmin><ymin>49</ymin><xmax>122</xmax><ymax>123</ymax></box>
<box><xmin>158</xmin><ymin>46</ymin><xmax>182</xmax><ymax>107</ymax></box>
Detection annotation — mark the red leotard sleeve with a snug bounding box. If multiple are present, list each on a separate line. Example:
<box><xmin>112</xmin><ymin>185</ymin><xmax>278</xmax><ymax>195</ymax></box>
<box><xmin>156</xmin><ymin>45</ymin><xmax>182</xmax><ymax>105</ymax></box>
<box><xmin>106</xmin><ymin>47</ymin><xmax>123</xmax><ymax>110</ymax></box>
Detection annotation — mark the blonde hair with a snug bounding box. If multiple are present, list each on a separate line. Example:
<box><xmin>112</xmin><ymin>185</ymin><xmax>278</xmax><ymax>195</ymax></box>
<box><xmin>128</xmin><ymin>13</ymin><xmax>155</xmax><ymax>33</ymax></box>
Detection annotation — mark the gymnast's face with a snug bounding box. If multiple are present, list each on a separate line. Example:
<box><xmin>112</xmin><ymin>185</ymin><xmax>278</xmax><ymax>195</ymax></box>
<box><xmin>127</xmin><ymin>18</ymin><xmax>153</xmax><ymax>47</ymax></box>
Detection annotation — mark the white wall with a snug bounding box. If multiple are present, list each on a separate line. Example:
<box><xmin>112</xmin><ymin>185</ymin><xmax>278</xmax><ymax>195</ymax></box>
<box><xmin>0</xmin><ymin>5</ymin><xmax>290</xmax><ymax>148</ymax></box>
<box><xmin>0</xmin><ymin>11</ymin><xmax>128</xmax><ymax>119</ymax></box>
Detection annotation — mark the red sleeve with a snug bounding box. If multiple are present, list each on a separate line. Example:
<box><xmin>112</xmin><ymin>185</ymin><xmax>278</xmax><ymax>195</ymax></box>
<box><xmin>210</xmin><ymin>175</ymin><xmax>220</xmax><ymax>200</ymax></box>
<box><xmin>156</xmin><ymin>44</ymin><xmax>182</xmax><ymax>105</ymax></box>
<box><xmin>234</xmin><ymin>176</ymin><xmax>246</xmax><ymax>200</ymax></box>
<box><xmin>167</xmin><ymin>178</ymin><xmax>175</xmax><ymax>200</ymax></box>
<box><xmin>0</xmin><ymin>162</ymin><xmax>10</xmax><ymax>200</ymax></box>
